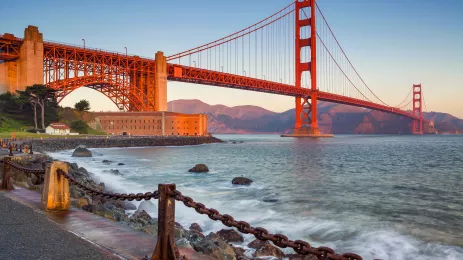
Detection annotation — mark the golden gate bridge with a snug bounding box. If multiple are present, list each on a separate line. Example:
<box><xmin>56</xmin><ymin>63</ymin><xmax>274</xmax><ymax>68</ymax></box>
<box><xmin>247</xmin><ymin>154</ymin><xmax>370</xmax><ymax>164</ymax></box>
<box><xmin>0</xmin><ymin>0</ymin><xmax>428</xmax><ymax>135</ymax></box>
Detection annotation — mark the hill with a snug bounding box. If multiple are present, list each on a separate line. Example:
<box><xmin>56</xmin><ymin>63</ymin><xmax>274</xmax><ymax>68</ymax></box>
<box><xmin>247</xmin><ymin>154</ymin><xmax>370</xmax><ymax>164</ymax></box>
<box><xmin>168</xmin><ymin>99</ymin><xmax>462</xmax><ymax>134</ymax></box>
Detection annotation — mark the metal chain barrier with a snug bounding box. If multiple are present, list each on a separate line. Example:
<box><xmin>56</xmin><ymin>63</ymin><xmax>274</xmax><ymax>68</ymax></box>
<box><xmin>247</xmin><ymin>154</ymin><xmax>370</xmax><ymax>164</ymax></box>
<box><xmin>56</xmin><ymin>168</ymin><xmax>159</xmax><ymax>201</ymax></box>
<box><xmin>5</xmin><ymin>160</ymin><xmax>46</xmax><ymax>175</ymax></box>
<box><xmin>170</xmin><ymin>189</ymin><xmax>363</xmax><ymax>260</ymax></box>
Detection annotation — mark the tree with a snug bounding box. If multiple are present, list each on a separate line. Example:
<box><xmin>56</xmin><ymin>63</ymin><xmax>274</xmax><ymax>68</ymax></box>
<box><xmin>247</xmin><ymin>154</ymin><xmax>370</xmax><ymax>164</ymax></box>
<box><xmin>74</xmin><ymin>99</ymin><xmax>91</xmax><ymax>112</ymax></box>
<box><xmin>70</xmin><ymin>120</ymin><xmax>88</xmax><ymax>134</ymax></box>
<box><xmin>17</xmin><ymin>84</ymin><xmax>57</xmax><ymax>130</ymax></box>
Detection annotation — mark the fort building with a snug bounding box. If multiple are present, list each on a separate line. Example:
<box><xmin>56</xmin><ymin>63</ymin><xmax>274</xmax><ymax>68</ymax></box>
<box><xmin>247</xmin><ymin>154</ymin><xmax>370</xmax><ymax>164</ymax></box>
<box><xmin>93</xmin><ymin>111</ymin><xmax>208</xmax><ymax>136</ymax></box>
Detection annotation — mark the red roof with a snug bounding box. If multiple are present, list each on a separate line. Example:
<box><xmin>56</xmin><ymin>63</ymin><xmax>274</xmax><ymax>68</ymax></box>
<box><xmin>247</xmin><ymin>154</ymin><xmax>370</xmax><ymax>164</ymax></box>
<box><xmin>48</xmin><ymin>123</ymin><xmax>70</xmax><ymax>130</ymax></box>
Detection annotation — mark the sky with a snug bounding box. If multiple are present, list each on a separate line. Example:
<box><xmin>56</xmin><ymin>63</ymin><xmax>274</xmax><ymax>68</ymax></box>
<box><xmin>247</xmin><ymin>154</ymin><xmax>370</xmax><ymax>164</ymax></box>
<box><xmin>2</xmin><ymin>0</ymin><xmax>462</xmax><ymax>117</ymax></box>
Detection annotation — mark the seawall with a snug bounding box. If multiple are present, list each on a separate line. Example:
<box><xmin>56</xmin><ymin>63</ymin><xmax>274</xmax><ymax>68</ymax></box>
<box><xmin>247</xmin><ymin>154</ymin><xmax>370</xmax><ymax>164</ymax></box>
<box><xmin>29</xmin><ymin>136</ymin><xmax>223</xmax><ymax>153</ymax></box>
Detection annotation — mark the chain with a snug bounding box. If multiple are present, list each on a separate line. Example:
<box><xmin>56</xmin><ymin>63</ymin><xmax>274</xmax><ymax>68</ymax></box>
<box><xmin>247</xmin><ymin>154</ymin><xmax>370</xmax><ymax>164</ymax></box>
<box><xmin>170</xmin><ymin>190</ymin><xmax>362</xmax><ymax>260</ymax></box>
<box><xmin>5</xmin><ymin>160</ymin><xmax>46</xmax><ymax>175</ymax></box>
<box><xmin>56</xmin><ymin>168</ymin><xmax>159</xmax><ymax>201</ymax></box>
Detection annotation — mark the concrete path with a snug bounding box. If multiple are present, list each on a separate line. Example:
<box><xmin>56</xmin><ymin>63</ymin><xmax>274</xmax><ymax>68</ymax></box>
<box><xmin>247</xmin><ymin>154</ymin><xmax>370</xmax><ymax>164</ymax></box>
<box><xmin>0</xmin><ymin>191</ymin><xmax>120</xmax><ymax>260</ymax></box>
<box><xmin>0</xmin><ymin>187</ymin><xmax>213</xmax><ymax>260</ymax></box>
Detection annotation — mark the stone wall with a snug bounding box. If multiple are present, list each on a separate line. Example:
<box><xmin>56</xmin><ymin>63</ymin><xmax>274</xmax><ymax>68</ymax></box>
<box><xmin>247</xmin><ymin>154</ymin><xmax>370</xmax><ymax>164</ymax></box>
<box><xmin>31</xmin><ymin>136</ymin><xmax>222</xmax><ymax>153</ymax></box>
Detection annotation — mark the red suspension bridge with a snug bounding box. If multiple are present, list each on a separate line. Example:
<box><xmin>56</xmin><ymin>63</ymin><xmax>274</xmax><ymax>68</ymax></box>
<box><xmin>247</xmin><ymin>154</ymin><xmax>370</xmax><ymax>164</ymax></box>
<box><xmin>0</xmin><ymin>0</ymin><xmax>428</xmax><ymax>135</ymax></box>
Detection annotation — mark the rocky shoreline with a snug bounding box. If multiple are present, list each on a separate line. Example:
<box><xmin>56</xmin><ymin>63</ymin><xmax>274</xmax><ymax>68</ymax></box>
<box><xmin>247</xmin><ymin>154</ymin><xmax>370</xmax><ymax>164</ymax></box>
<box><xmin>2</xmin><ymin>137</ymin><xmax>314</xmax><ymax>260</ymax></box>
<box><xmin>29</xmin><ymin>136</ymin><xmax>223</xmax><ymax>153</ymax></box>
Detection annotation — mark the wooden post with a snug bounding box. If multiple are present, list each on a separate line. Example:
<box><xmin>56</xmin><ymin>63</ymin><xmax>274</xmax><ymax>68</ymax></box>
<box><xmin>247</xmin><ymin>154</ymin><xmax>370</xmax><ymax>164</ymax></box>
<box><xmin>1</xmin><ymin>157</ymin><xmax>14</xmax><ymax>190</ymax></box>
<box><xmin>40</xmin><ymin>161</ymin><xmax>70</xmax><ymax>211</ymax></box>
<box><xmin>151</xmin><ymin>184</ymin><xmax>178</xmax><ymax>260</ymax></box>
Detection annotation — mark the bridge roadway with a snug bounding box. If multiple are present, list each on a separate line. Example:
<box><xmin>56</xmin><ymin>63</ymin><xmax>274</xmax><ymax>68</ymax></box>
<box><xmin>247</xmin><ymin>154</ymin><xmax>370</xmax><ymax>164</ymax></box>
<box><xmin>0</xmin><ymin>186</ymin><xmax>213</xmax><ymax>260</ymax></box>
<box><xmin>1</xmin><ymin>35</ymin><xmax>422</xmax><ymax>122</ymax></box>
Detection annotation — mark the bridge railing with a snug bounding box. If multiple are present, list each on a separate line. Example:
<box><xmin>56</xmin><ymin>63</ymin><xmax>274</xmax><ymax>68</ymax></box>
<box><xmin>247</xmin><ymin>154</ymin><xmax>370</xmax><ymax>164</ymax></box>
<box><xmin>0</xmin><ymin>157</ymin><xmax>363</xmax><ymax>260</ymax></box>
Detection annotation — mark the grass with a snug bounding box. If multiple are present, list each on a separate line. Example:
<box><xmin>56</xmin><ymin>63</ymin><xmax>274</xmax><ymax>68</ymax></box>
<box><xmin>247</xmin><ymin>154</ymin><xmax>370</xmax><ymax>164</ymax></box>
<box><xmin>0</xmin><ymin>131</ymin><xmax>108</xmax><ymax>139</ymax></box>
<box><xmin>0</xmin><ymin>109</ymin><xmax>108</xmax><ymax>139</ymax></box>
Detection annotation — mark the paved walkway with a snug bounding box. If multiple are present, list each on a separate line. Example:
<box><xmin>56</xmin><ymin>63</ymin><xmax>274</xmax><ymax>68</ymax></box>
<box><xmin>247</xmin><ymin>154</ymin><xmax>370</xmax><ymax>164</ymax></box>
<box><xmin>0</xmin><ymin>191</ymin><xmax>120</xmax><ymax>260</ymax></box>
<box><xmin>0</xmin><ymin>187</ymin><xmax>212</xmax><ymax>260</ymax></box>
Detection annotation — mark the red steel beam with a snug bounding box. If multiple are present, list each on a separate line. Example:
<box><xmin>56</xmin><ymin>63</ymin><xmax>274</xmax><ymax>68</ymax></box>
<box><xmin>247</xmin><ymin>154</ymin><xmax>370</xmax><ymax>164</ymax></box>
<box><xmin>0</xmin><ymin>35</ymin><xmax>425</xmax><ymax>122</ymax></box>
<box><xmin>168</xmin><ymin>64</ymin><xmax>424</xmax><ymax>121</ymax></box>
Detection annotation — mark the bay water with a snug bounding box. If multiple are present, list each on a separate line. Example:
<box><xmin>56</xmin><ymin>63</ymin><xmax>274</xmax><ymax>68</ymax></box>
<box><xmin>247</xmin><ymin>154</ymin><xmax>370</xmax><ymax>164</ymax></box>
<box><xmin>49</xmin><ymin>134</ymin><xmax>463</xmax><ymax>260</ymax></box>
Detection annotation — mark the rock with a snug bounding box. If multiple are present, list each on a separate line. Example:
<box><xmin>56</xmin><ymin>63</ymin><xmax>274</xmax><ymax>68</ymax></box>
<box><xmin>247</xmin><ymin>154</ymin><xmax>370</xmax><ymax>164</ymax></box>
<box><xmin>191</xmin><ymin>237</ymin><xmax>236</xmax><ymax>260</ymax></box>
<box><xmin>190</xmin><ymin>223</ymin><xmax>203</xmax><ymax>233</ymax></box>
<box><xmin>216</xmin><ymin>229</ymin><xmax>244</xmax><ymax>243</ymax></box>
<box><xmin>233</xmin><ymin>247</ymin><xmax>250</xmax><ymax>260</ymax></box>
<box><xmin>286</xmin><ymin>254</ymin><xmax>318</xmax><ymax>260</ymax></box>
<box><xmin>102</xmin><ymin>159</ymin><xmax>112</xmax><ymax>164</ymax></box>
<box><xmin>188</xmin><ymin>164</ymin><xmax>209</xmax><ymax>173</ymax></box>
<box><xmin>176</xmin><ymin>238</ymin><xmax>193</xmax><ymax>249</ymax></box>
<box><xmin>232</xmin><ymin>177</ymin><xmax>253</xmax><ymax>185</ymax></box>
<box><xmin>132</xmin><ymin>210</ymin><xmax>152</xmax><ymax>222</ymax></box>
<box><xmin>72</xmin><ymin>147</ymin><xmax>92</xmax><ymax>157</ymax></box>
<box><xmin>136</xmin><ymin>200</ymin><xmax>156</xmax><ymax>213</ymax></box>
<box><xmin>103</xmin><ymin>169</ymin><xmax>122</xmax><ymax>176</ymax></box>
<box><xmin>77</xmin><ymin>197</ymin><xmax>90</xmax><ymax>208</ymax></box>
<box><xmin>253</xmin><ymin>243</ymin><xmax>285</xmax><ymax>259</ymax></box>
<box><xmin>69</xmin><ymin>163</ymin><xmax>79</xmax><ymax>171</ymax></box>
<box><xmin>123</xmin><ymin>201</ymin><xmax>137</xmax><ymax>210</ymax></box>
<box><xmin>247</xmin><ymin>239</ymin><xmax>269</xmax><ymax>249</ymax></box>
<box><xmin>118</xmin><ymin>163</ymin><xmax>125</xmax><ymax>166</ymax></box>
<box><xmin>262</xmin><ymin>197</ymin><xmax>279</xmax><ymax>203</ymax></box>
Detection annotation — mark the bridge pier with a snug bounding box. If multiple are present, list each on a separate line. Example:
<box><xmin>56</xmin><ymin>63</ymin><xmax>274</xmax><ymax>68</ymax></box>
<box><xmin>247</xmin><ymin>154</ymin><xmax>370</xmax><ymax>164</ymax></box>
<box><xmin>0</xmin><ymin>25</ymin><xmax>43</xmax><ymax>94</ymax></box>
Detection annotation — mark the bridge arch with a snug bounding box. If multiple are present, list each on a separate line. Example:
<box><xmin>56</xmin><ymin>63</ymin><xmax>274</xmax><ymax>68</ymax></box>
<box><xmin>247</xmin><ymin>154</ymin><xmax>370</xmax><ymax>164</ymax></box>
<box><xmin>47</xmin><ymin>75</ymin><xmax>150</xmax><ymax>111</ymax></box>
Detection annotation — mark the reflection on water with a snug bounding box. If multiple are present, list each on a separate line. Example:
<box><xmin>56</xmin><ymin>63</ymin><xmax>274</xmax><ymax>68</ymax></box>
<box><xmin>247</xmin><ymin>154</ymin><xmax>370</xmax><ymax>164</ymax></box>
<box><xmin>50</xmin><ymin>134</ymin><xmax>463</xmax><ymax>260</ymax></box>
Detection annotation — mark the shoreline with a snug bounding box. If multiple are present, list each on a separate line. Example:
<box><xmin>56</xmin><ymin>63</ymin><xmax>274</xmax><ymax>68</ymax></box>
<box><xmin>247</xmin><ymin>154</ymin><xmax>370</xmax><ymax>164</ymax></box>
<box><xmin>3</xmin><ymin>136</ymin><xmax>298</xmax><ymax>259</ymax></box>
<box><xmin>28</xmin><ymin>135</ymin><xmax>223</xmax><ymax>153</ymax></box>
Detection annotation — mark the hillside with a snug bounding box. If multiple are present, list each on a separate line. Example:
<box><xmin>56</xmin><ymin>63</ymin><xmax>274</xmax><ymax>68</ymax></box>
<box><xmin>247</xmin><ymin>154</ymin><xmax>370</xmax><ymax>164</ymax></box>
<box><xmin>168</xmin><ymin>99</ymin><xmax>462</xmax><ymax>134</ymax></box>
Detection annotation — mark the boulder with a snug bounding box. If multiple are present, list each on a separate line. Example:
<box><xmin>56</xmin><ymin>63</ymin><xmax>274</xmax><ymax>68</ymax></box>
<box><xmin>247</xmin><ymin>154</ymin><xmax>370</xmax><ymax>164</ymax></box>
<box><xmin>136</xmin><ymin>200</ymin><xmax>156</xmax><ymax>213</ymax></box>
<box><xmin>216</xmin><ymin>229</ymin><xmax>244</xmax><ymax>243</ymax></box>
<box><xmin>247</xmin><ymin>239</ymin><xmax>269</xmax><ymax>249</ymax></box>
<box><xmin>72</xmin><ymin>147</ymin><xmax>92</xmax><ymax>157</ymax></box>
<box><xmin>253</xmin><ymin>243</ymin><xmax>285</xmax><ymax>259</ymax></box>
<box><xmin>232</xmin><ymin>177</ymin><xmax>253</xmax><ymax>186</ymax></box>
<box><xmin>233</xmin><ymin>247</ymin><xmax>250</xmax><ymax>260</ymax></box>
<box><xmin>102</xmin><ymin>160</ymin><xmax>112</xmax><ymax>164</ymax></box>
<box><xmin>132</xmin><ymin>210</ymin><xmax>152</xmax><ymax>222</ymax></box>
<box><xmin>189</xmin><ymin>164</ymin><xmax>209</xmax><ymax>173</ymax></box>
<box><xmin>102</xmin><ymin>169</ymin><xmax>122</xmax><ymax>176</ymax></box>
<box><xmin>191</xmin><ymin>237</ymin><xmax>236</xmax><ymax>260</ymax></box>
<box><xmin>189</xmin><ymin>223</ymin><xmax>203</xmax><ymax>233</ymax></box>
<box><xmin>118</xmin><ymin>163</ymin><xmax>125</xmax><ymax>166</ymax></box>
<box><xmin>123</xmin><ymin>201</ymin><xmax>137</xmax><ymax>210</ymax></box>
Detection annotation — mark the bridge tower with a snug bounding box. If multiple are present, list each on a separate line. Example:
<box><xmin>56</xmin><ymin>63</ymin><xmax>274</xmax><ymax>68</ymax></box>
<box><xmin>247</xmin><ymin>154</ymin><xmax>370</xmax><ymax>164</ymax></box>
<box><xmin>412</xmin><ymin>84</ymin><xmax>423</xmax><ymax>135</ymax></box>
<box><xmin>291</xmin><ymin>0</ymin><xmax>324</xmax><ymax>137</ymax></box>
<box><xmin>0</xmin><ymin>26</ymin><xmax>43</xmax><ymax>93</ymax></box>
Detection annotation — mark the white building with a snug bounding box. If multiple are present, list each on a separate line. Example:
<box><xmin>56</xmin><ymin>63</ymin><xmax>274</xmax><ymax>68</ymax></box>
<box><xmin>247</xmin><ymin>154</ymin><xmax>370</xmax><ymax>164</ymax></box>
<box><xmin>45</xmin><ymin>123</ymin><xmax>71</xmax><ymax>135</ymax></box>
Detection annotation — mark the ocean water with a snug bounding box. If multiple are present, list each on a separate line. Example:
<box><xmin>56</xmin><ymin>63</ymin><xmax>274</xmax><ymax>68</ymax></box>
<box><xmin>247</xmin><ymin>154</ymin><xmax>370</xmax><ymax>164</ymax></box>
<box><xmin>49</xmin><ymin>134</ymin><xmax>463</xmax><ymax>260</ymax></box>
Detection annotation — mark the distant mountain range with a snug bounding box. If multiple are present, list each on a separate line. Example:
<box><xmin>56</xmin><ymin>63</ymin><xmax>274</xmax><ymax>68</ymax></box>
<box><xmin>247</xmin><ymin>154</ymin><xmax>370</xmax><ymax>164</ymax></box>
<box><xmin>168</xmin><ymin>99</ymin><xmax>463</xmax><ymax>134</ymax></box>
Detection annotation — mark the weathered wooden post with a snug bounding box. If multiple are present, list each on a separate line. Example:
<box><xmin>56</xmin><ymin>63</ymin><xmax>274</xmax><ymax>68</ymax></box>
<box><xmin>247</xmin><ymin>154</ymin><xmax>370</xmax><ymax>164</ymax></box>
<box><xmin>8</xmin><ymin>146</ymin><xmax>13</xmax><ymax>157</ymax></box>
<box><xmin>1</xmin><ymin>157</ymin><xmax>14</xmax><ymax>190</ymax></box>
<box><xmin>152</xmin><ymin>184</ymin><xmax>178</xmax><ymax>260</ymax></box>
<box><xmin>23</xmin><ymin>145</ymin><xmax>29</xmax><ymax>154</ymax></box>
<box><xmin>41</xmin><ymin>161</ymin><xmax>70</xmax><ymax>211</ymax></box>
<box><xmin>29</xmin><ymin>144</ymin><xmax>33</xmax><ymax>155</ymax></box>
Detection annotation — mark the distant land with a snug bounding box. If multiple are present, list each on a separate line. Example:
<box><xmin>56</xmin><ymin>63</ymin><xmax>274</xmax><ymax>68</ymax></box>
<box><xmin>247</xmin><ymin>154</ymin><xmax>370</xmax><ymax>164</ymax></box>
<box><xmin>168</xmin><ymin>99</ymin><xmax>463</xmax><ymax>135</ymax></box>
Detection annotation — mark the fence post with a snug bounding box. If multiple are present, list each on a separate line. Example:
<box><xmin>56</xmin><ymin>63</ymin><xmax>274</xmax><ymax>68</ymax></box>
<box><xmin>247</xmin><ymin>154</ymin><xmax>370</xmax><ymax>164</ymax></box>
<box><xmin>8</xmin><ymin>146</ymin><xmax>13</xmax><ymax>156</ymax></box>
<box><xmin>40</xmin><ymin>161</ymin><xmax>70</xmax><ymax>211</ymax></box>
<box><xmin>1</xmin><ymin>157</ymin><xmax>14</xmax><ymax>190</ymax></box>
<box><xmin>29</xmin><ymin>144</ymin><xmax>33</xmax><ymax>155</ymax></box>
<box><xmin>151</xmin><ymin>184</ymin><xmax>178</xmax><ymax>260</ymax></box>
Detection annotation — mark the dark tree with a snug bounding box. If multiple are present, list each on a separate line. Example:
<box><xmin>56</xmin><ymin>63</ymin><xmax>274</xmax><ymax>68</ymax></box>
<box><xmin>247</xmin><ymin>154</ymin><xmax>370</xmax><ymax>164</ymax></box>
<box><xmin>70</xmin><ymin>120</ymin><xmax>88</xmax><ymax>134</ymax></box>
<box><xmin>74</xmin><ymin>100</ymin><xmax>91</xmax><ymax>112</ymax></box>
<box><xmin>17</xmin><ymin>84</ymin><xmax>57</xmax><ymax>129</ymax></box>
